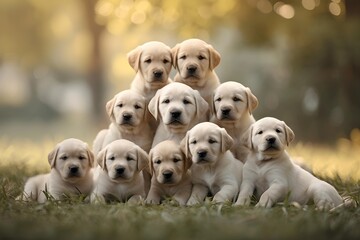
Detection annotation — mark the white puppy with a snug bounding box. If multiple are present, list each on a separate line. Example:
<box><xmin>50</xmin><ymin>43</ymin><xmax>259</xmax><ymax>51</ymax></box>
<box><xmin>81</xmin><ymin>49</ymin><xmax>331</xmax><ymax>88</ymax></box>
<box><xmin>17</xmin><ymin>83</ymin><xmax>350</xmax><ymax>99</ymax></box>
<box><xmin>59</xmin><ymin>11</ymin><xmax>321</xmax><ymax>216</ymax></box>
<box><xmin>21</xmin><ymin>138</ymin><xmax>94</xmax><ymax>203</ymax></box>
<box><xmin>181</xmin><ymin>122</ymin><xmax>243</xmax><ymax>205</ymax></box>
<box><xmin>93</xmin><ymin>89</ymin><xmax>154</xmax><ymax>156</ymax></box>
<box><xmin>91</xmin><ymin>139</ymin><xmax>148</xmax><ymax>203</ymax></box>
<box><xmin>128</xmin><ymin>41</ymin><xmax>173</xmax><ymax>103</ymax></box>
<box><xmin>149</xmin><ymin>82</ymin><xmax>208</xmax><ymax>147</ymax></box>
<box><xmin>235</xmin><ymin>117</ymin><xmax>343</xmax><ymax>210</ymax></box>
<box><xmin>210</xmin><ymin>81</ymin><xmax>258</xmax><ymax>162</ymax></box>
<box><xmin>172</xmin><ymin>38</ymin><xmax>221</xmax><ymax>106</ymax></box>
<box><xmin>145</xmin><ymin>140</ymin><xmax>192</xmax><ymax>205</ymax></box>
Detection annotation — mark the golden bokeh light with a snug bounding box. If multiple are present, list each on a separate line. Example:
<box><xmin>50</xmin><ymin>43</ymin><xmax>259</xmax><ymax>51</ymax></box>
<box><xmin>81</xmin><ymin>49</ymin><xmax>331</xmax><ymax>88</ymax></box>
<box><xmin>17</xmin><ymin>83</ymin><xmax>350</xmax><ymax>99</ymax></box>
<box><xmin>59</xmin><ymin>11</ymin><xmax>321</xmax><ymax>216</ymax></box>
<box><xmin>329</xmin><ymin>2</ymin><xmax>341</xmax><ymax>16</ymax></box>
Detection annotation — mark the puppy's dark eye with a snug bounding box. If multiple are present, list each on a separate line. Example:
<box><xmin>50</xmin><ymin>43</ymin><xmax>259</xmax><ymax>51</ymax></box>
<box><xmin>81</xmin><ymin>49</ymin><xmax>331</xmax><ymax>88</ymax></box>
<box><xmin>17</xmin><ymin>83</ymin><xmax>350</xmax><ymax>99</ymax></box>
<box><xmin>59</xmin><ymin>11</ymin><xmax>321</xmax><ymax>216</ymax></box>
<box><xmin>126</xmin><ymin>156</ymin><xmax>134</xmax><ymax>161</ymax></box>
<box><xmin>190</xmin><ymin>140</ymin><xmax>197</xmax><ymax>145</ymax></box>
<box><xmin>155</xmin><ymin>160</ymin><xmax>161</xmax><ymax>164</ymax></box>
<box><xmin>134</xmin><ymin>104</ymin><xmax>142</xmax><ymax>109</ymax></box>
<box><xmin>215</xmin><ymin>97</ymin><xmax>221</xmax><ymax>102</ymax></box>
<box><xmin>183</xmin><ymin>99</ymin><xmax>191</xmax><ymax>105</ymax></box>
<box><xmin>209</xmin><ymin>139</ymin><xmax>217</xmax><ymax>144</ymax></box>
<box><xmin>79</xmin><ymin>156</ymin><xmax>86</xmax><ymax>160</ymax></box>
<box><xmin>257</xmin><ymin>131</ymin><xmax>263</xmax><ymax>135</ymax></box>
<box><xmin>163</xmin><ymin>59</ymin><xmax>170</xmax><ymax>64</ymax></box>
<box><xmin>275</xmin><ymin>128</ymin><xmax>282</xmax><ymax>133</ymax></box>
<box><xmin>173</xmin><ymin>158</ymin><xmax>181</xmax><ymax>163</ymax></box>
<box><xmin>179</xmin><ymin>55</ymin><xmax>186</xmax><ymax>60</ymax></box>
<box><xmin>60</xmin><ymin>156</ymin><xmax>68</xmax><ymax>160</ymax></box>
<box><xmin>117</xmin><ymin>103</ymin><xmax>123</xmax><ymax>108</ymax></box>
<box><xmin>145</xmin><ymin>59</ymin><xmax>151</xmax><ymax>63</ymax></box>
<box><xmin>233</xmin><ymin>97</ymin><xmax>242</xmax><ymax>102</ymax></box>
<box><xmin>162</xmin><ymin>99</ymin><xmax>170</xmax><ymax>104</ymax></box>
<box><xmin>198</xmin><ymin>55</ymin><xmax>206</xmax><ymax>60</ymax></box>
<box><xmin>109</xmin><ymin>156</ymin><xmax>115</xmax><ymax>161</ymax></box>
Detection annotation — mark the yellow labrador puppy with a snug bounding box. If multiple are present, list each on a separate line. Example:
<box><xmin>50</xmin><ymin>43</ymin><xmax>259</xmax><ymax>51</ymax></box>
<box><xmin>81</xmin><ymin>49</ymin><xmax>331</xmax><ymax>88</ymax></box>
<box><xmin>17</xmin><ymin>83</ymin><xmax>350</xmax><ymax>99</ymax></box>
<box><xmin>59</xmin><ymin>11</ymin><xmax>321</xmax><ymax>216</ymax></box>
<box><xmin>145</xmin><ymin>140</ymin><xmax>192</xmax><ymax>205</ymax></box>
<box><xmin>93</xmin><ymin>89</ymin><xmax>154</xmax><ymax>156</ymax></box>
<box><xmin>149</xmin><ymin>82</ymin><xmax>208</xmax><ymax>148</ymax></box>
<box><xmin>235</xmin><ymin>117</ymin><xmax>343</xmax><ymax>210</ymax></box>
<box><xmin>210</xmin><ymin>81</ymin><xmax>258</xmax><ymax>162</ymax></box>
<box><xmin>172</xmin><ymin>38</ymin><xmax>221</xmax><ymax>107</ymax></box>
<box><xmin>181</xmin><ymin>122</ymin><xmax>243</xmax><ymax>205</ymax></box>
<box><xmin>21</xmin><ymin>138</ymin><xmax>94</xmax><ymax>203</ymax></box>
<box><xmin>91</xmin><ymin>139</ymin><xmax>148</xmax><ymax>203</ymax></box>
<box><xmin>128</xmin><ymin>41</ymin><xmax>173</xmax><ymax>103</ymax></box>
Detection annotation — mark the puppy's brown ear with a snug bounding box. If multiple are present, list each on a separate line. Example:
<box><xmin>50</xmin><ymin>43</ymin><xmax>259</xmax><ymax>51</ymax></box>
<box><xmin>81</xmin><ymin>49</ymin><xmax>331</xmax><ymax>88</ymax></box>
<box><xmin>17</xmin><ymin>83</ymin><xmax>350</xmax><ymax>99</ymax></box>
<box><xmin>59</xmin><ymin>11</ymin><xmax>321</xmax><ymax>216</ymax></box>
<box><xmin>245</xmin><ymin>87</ymin><xmax>258</xmax><ymax>115</ymax></box>
<box><xmin>85</xmin><ymin>144</ymin><xmax>95</xmax><ymax>168</ymax></box>
<box><xmin>207</xmin><ymin>44</ymin><xmax>221</xmax><ymax>70</ymax></box>
<box><xmin>148</xmin><ymin>89</ymin><xmax>161</xmax><ymax>120</ymax></box>
<box><xmin>136</xmin><ymin>147</ymin><xmax>149</xmax><ymax>172</ymax></box>
<box><xmin>241</xmin><ymin>125</ymin><xmax>254</xmax><ymax>150</ymax></box>
<box><xmin>48</xmin><ymin>144</ymin><xmax>60</xmax><ymax>168</ymax></box>
<box><xmin>148</xmin><ymin>150</ymin><xmax>154</xmax><ymax>175</ymax></box>
<box><xmin>209</xmin><ymin>92</ymin><xmax>217</xmax><ymax>118</ymax></box>
<box><xmin>97</xmin><ymin>148</ymin><xmax>107</xmax><ymax>172</ymax></box>
<box><xmin>127</xmin><ymin>46</ymin><xmax>142</xmax><ymax>72</ymax></box>
<box><xmin>171</xmin><ymin>44</ymin><xmax>180</xmax><ymax>70</ymax></box>
<box><xmin>283</xmin><ymin>121</ymin><xmax>295</xmax><ymax>146</ymax></box>
<box><xmin>220</xmin><ymin>128</ymin><xmax>234</xmax><ymax>153</ymax></box>
<box><xmin>193</xmin><ymin>90</ymin><xmax>209</xmax><ymax>120</ymax></box>
<box><xmin>180</xmin><ymin>132</ymin><xmax>191</xmax><ymax>159</ymax></box>
<box><xmin>181</xmin><ymin>149</ymin><xmax>192</xmax><ymax>171</ymax></box>
<box><xmin>106</xmin><ymin>97</ymin><xmax>116</xmax><ymax>121</ymax></box>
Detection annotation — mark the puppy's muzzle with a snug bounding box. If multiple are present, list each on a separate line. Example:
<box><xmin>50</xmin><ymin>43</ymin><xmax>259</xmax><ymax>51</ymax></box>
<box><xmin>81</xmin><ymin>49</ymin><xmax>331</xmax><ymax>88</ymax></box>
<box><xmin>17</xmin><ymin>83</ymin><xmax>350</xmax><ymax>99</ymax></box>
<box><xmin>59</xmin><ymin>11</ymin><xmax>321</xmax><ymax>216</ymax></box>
<box><xmin>196</xmin><ymin>150</ymin><xmax>208</xmax><ymax>164</ymax></box>
<box><xmin>187</xmin><ymin>65</ymin><xmax>197</xmax><ymax>74</ymax></box>
<box><xmin>264</xmin><ymin>136</ymin><xmax>279</xmax><ymax>150</ymax></box>
<box><xmin>68</xmin><ymin>165</ymin><xmax>80</xmax><ymax>177</ymax></box>
<box><xmin>220</xmin><ymin>107</ymin><xmax>232</xmax><ymax>119</ymax></box>
<box><xmin>115</xmin><ymin>166</ymin><xmax>125</xmax><ymax>175</ymax></box>
<box><xmin>162</xmin><ymin>170</ymin><xmax>173</xmax><ymax>183</ymax></box>
<box><xmin>153</xmin><ymin>70</ymin><xmax>163</xmax><ymax>79</ymax></box>
<box><xmin>122</xmin><ymin>113</ymin><xmax>133</xmax><ymax>123</ymax></box>
<box><xmin>169</xmin><ymin>110</ymin><xmax>182</xmax><ymax>124</ymax></box>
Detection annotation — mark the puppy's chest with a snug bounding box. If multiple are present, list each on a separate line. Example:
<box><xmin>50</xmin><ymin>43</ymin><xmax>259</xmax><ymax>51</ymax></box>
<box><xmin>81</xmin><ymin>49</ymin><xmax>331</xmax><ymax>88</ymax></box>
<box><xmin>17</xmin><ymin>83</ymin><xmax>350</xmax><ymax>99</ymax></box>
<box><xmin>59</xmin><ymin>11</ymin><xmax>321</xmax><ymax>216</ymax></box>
<box><xmin>195</xmin><ymin>171</ymin><xmax>221</xmax><ymax>194</ymax></box>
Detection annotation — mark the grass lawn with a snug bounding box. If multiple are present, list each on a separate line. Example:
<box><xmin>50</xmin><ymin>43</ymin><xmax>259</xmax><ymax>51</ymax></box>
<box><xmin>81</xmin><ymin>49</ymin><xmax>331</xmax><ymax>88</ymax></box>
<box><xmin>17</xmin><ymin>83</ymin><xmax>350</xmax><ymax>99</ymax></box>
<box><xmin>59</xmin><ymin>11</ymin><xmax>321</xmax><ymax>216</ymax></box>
<box><xmin>1</xmin><ymin>134</ymin><xmax>360</xmax><ymax>240</ymax></box>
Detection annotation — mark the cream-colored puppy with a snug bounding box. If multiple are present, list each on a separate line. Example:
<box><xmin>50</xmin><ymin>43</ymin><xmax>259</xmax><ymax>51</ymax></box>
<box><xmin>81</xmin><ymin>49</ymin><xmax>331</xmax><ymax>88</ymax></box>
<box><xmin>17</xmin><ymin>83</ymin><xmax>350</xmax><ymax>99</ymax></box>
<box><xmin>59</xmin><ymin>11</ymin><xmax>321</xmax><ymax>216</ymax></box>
<box><xmin>235</xmin><ymin>117</ymin><xmax>343</xmax><ymax>210</ymax></box>
<box><xmin>21</xmin><ymin>138</ymin><xmax>94</xmax><ymax>203</ymax></box>
<box><xmin>172</xmin><ymin>38</ymin><xmax>221</xmax><ymax>106</ymax></box>
<box><xmin>93</xmin><ymin>89</ymin><xmax>154</xmax><ymax>156</ymax></box>
<box><xmin>91</xmin><ymin>139</ymin><xmax>148</xmax><ymax>203</ymax></box>
<box><xmin>128</xmin><ymin>41</ymin><xmax>173</xmax><ymax>103</ymax></box>
<box><xmin>211</xmin><ymin>81</ymin><xmax>258</xmax><ymax>162</ymax></box>
<box><xmin>181</xmin><ymin>122</ymin><xmax>243</xmax><ymax>205</ymax></box>
<box><xmin>145</xmin><ymin>141</ymin><xmax>192</xmax><ymax>205</ymax></box>
<box><xmin>149</xmin><ymin>82</ymin><xmax>208</xmax><ymax>147</ymax></box>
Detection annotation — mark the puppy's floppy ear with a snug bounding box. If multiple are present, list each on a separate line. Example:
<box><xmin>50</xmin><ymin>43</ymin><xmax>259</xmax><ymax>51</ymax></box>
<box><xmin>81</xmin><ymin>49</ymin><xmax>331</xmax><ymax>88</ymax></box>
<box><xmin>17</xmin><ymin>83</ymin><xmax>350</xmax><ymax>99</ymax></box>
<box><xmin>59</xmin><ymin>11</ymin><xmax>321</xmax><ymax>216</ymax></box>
<box><xmin>85</xmin><ymin>143</ymin><xmax>95</xmax><ymax>168</ymax></box>
<box><xmin>127</xmin><ymin>46</ymin><xmax>142</xmax><ymax>72</ymax></box>
<box><xmin>48</xmin><ymin>144</ymin><xmax>60</xmax><ymax>168</ymax></box>
<box><xmin>282</xmin><ymin>121</ymin><xmax>295</xmax><ymax>146</ymax></box>
<box><xmin>171</xmin><ymin>43</ymin><xmax>180</xmax><ymax>70</ymax></box>
<box><xmin>180</xmin><ymin>132</ymin><xmax>191</xmax><ymax>159</ymax></box>
<box><xmin>106</xmin><ymin>96</ymin><xmax>116</xmax><ymax>121</ymax></box>
<box><xmin>207</xmin><ymin>44</ymin><xmax>221</xmax><ymax>70</ymax></box>
<box><xmin>148</xmin><ymin>149</ymin><xmax>154</xmax><ymax>175</ymax></box>
<box><xmin>148</xmin><ymin>89</ymin><xmax>162</xmax><ymax>120</ymax></box>
<box><xmin>209</xmin><ymin>92</ymin><xmax>217</xmax><ymax>118</ymax></box>
<box><xmin>220</xmin><ymin>128</ymin><xmax>233</xmax><ymax>153</ymax></box>
<box><xmin>193</xmin><ymin>90</ymin><xmax>209</xmax><ymax>120</ymax></box>
<box><xmin>136</xmin><ymin>146</ymin><xmax>149</xmax><ymax>172</ymax></box>
<box><xmin>97</xmin><ymin>148</ymin><xmax>108</xmax><ymax>172</ymax></box>
<box><xmin>241</xmin><ymin>125</ymin><xmax>254</xmax><ymax>150</ymax></box>
<box><xmin>245</xmin><ymin>87</ymin><xmax>258</xmax><ymax>115</ymax></box>
<box><xmin>181</xmin><ymin>149</ymin><xmax>192</xmax><ymax>171</ymax></box>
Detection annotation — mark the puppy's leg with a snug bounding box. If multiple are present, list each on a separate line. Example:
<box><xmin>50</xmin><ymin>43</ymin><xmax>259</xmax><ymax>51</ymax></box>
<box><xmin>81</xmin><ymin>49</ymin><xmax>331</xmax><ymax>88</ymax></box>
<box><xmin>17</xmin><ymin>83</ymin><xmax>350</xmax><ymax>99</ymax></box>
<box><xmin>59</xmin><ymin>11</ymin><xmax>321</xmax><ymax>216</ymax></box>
<box><xmin>128</xmin><ymin>194</ymin><xmax>143</xmax><ymax>204</ymax></box>
<box><xmin>90</xmin><ymin>190</ymin><xmax>106</xmax><ymax>204</ymax></box>
<box><xmin>311</xmin><ymin>182</ymin><xmax>343</xmax><ymax>211</ymax></box>
<box><xmin>213</xmin><ymin>184</ymin><xmax>238</xmax><ymax>203</ymax></box>
<box><xmin>235</xmin><ymin>181</ymin><xmax>255</xmax><ymax>206</ymax></box>
<box><xmin>187</xmin><ymin>184</ymin><xmax>208</xmax><ymax>206</ymax></box>
<box><xmin>256</xmin><ymin>183</ymin><xmax>287</xmax><ymax>208</ymax></box>
<box><xmin>145</xmin><ymin>184</ymin><xmax>162</xmax><ymax>204</ymax></box>
<box><xmin>173</xmin><ymin>185</ymin><xmax>192</xmax><ymax>206</ymax></box>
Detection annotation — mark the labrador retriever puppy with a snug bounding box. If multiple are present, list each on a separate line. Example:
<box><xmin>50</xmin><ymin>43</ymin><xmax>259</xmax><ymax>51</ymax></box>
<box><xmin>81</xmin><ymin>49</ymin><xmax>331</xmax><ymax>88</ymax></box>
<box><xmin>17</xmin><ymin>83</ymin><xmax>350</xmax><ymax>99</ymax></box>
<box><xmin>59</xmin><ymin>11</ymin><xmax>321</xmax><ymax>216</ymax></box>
<box><xmin>93</xmin><ymin>89</ymin><xmax>154</xmax><ymax>156</ymax></box>
<box><xmin>181</xmin><ymin>122</ymin><xmax>243</xmax><ymax>205</ymax></box>
<box><xmin>235</xmin><ymin>117</ymin><xmax>343</xmax><ymax>210</ymax></box>
<box><xmin>21</xmin><ymin>138</ymin><xmax>94</xmax><ymax>203</ymax></box>
<box><xmin>145</xmin><ymin>140</ymin><xmax>192</xmax><ymax>205</ymax></box>
<box><xmin>149</xmin><ymin>82</ymin><xmax>208</xmax><ymax>148</ymax></box>
<box><xmin>91</xmin><ymin>139</ymin><xmax>148</xmax><ymax>204</ymax></box>
<box><xmin>210</xmin><ymin>81</ymin><xmax>258</xmax><ymax>162</ymax></box>
<box><xmin>172</xmin><ymin>38</ymin><xmax>221</xmax><ymax>107</ymax></box>
<box><xmin>128</xmin><ymin>41</ymin><xmax>173</xmax><ymax>103</ymax></box>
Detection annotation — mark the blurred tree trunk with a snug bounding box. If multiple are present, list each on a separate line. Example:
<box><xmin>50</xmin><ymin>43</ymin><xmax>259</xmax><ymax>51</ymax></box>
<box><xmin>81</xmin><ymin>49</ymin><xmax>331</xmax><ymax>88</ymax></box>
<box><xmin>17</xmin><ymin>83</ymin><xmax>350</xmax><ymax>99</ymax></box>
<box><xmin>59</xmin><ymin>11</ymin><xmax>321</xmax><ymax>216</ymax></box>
<box><xmin>80</xmin><ymin>0</ymin><xmax>106</xmax><ymax>125</ymax></box>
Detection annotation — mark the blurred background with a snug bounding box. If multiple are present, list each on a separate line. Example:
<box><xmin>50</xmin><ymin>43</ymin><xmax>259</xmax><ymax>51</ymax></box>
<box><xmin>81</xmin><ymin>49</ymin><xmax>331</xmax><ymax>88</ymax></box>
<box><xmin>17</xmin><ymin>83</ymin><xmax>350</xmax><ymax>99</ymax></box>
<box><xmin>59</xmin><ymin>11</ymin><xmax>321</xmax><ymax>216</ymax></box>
<box><xmin>0</xmin><ymin>0</ymin><xmax>359</xmax><ymax>144</ymax></box>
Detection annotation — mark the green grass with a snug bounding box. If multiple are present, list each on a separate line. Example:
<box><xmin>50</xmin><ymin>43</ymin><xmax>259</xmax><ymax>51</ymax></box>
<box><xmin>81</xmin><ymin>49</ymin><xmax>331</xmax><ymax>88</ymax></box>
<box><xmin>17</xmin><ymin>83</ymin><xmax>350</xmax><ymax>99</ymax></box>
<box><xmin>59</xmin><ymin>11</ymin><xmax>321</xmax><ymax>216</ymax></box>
<box><xmin>1</xmin><ymin>137</ymin><xmax>360</xmax><ymax>240</ymax></box>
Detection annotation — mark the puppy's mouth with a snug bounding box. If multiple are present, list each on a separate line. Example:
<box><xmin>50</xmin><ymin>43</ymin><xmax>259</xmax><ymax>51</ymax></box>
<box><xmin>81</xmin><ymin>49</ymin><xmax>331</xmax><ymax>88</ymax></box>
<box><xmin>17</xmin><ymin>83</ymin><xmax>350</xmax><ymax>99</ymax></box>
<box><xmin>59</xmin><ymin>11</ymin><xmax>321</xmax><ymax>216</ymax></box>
<box><xmin>194</xmin><ymin>158</ymin><xmax>209</xmax><ymax>164</ymax></box>
<box><xmin>264</xmin><ymin>144</ymin><xmax>280</xmax><ymax>152</ymax></box>
<box><xmin>167</xmin><ymin>119</ymin><xmax>184</xmax><ymax>126</ymax></box>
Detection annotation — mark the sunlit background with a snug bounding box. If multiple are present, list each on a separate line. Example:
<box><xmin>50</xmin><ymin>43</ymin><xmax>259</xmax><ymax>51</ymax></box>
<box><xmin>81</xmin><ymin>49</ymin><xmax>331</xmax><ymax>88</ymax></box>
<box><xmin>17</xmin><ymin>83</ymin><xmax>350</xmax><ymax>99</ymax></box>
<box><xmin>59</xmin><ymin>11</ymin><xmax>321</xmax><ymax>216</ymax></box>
<box><xmin>0</xmin><ymin>0</ymin><xmax>359</xmax><ymax>146</ymax></box>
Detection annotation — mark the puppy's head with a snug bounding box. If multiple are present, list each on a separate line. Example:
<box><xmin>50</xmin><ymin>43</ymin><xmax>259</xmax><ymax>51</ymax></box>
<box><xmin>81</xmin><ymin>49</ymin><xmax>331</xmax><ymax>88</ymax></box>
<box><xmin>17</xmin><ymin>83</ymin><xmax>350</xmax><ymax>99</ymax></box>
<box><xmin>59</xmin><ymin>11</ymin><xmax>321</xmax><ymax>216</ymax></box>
<box><xmin>127</xmin><ymin>41</ymin><xmax>172</xmax><ymax>89</ymax></box>
<box><xmin>242</xmin><ymin>117</ymin><xmax>295</xmax><ymax>161</ymax></box>
<box><xmin>97</xmin><ymin>139</ymin><xmax>148</xmax><ymax>183</ymax></box>
<box><xmin>48</xmin><ymin>138</ymin><xmax>94</xmax><ymax>183</ymax></box>
<box><xmin>180</xmin><ymin>122</ymin><xmax>233</xmax><ymax>166</ymax></box>
<box><xmin>212</xmin><ymin>81</ymin><xmax>258</xmax><ymax>122</ymax></box>
<box><xmin>106</xmin><ymin>90</ymin><xmax>147</xmax><ymax>132</ymax></box>
<box><xmin>149</xmin><ymin>140</ymin><xmax>191</xmax><ymax>185</ymax></box>
<box><xmin>172</xmin><ymin>38</ymin><xmax>221</xmax><ymax>87</ymax></box>
<box><xmin>148</xmin><ymin>82</ymin><xmax>208</xmax><ymax>131</ymax></box>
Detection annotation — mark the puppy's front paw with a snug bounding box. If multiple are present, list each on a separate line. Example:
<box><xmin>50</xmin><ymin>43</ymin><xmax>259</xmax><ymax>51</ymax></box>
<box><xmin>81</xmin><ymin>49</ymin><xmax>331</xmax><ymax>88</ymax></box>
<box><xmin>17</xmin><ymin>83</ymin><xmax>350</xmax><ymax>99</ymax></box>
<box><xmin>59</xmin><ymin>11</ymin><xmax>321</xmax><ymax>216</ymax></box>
<box><xmin>234</xmin><ymin>196</ymin><xmax>251</xmax><ymax>206</ymax></box>
<box><xmin>145</xmin><ymin>197</ymin><xmax>160</xmax><ymax>205</ymax></box>
<box><xmin>186</xmin><ymin>197</ymin><xmax>201</xmax><ymax>206</ymax></box>
<box><xmin>256</xmin><ymin>195</ymin><xmax>274</xmax><ymax>208</ymax></box>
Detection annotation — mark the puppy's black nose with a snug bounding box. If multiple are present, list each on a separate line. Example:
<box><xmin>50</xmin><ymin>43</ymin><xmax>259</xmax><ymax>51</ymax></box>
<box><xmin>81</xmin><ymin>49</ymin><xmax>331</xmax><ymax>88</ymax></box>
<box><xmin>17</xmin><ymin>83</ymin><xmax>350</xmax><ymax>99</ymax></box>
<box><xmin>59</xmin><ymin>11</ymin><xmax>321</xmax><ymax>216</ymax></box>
<box><xmin>153</xmin><ymin>70</ymin><xmax>163</xmax><ymax>78</ymax></box>
<box><xmin>266</xmin><ymin>137</ymin><xmax>276</xmax><ymax>144</ymax></box>
<box><xmin>123</xmin><ymin>113</ymin><xmax>132</xmax><ymax>121</ymax></box>
<box><xmin>162</xmin><ymin>171</ymin><xmax>173</xmax><ymax>179</ymax></box>
<box><xmin>116</xmin><ymin>167</ymin><xmax>125</xmax><ymax>175</ymax></box>
<box><xmin>197</xmin><ymin>150</ymin><xmax>207</xmax><ymax>159</ymax></box>
<box><xmin>221</xmin><ymin>108</ymin><xmax>231</xmax><ymax>116</ymax></box>
<box><xmin>171</xmin><ymin>111</ymin><xmax>181</xmax><ymax>119</ymax></box>
<box><xmin>69</xmin><ymin>166</ymin><xmax>79</xmax><ymax>174</ymax></box>
<box><xmin>187</xmin><ymin>66</ymin><xmax>197</xmax><ymax>74</ymax></box>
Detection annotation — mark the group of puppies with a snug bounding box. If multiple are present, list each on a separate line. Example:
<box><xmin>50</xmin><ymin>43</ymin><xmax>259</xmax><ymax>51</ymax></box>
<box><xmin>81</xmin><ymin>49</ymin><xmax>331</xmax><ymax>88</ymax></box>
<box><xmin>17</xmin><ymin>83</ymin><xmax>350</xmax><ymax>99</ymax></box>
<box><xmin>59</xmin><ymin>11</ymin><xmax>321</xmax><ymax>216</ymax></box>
<box><xmin>21</xmin><ymin>39</ymin><xmax>343</xmax><ymax>210</ymax></box>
